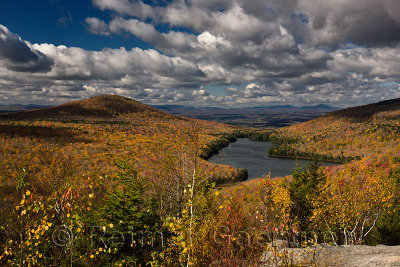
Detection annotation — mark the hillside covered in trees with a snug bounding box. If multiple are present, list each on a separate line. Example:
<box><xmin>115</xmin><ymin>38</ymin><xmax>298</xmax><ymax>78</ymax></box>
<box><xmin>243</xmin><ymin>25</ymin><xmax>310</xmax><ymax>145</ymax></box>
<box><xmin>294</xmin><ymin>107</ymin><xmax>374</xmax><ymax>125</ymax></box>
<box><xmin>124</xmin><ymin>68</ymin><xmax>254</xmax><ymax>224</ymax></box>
<box><xmin>0</xmin><ymin>95</ymin><xmax>251</xmax><ymax>265</ymax></box>
<box><xmin>1</xmin><ymin>95</ymin><xmax>400</xmax><ymax>266</ymax></box>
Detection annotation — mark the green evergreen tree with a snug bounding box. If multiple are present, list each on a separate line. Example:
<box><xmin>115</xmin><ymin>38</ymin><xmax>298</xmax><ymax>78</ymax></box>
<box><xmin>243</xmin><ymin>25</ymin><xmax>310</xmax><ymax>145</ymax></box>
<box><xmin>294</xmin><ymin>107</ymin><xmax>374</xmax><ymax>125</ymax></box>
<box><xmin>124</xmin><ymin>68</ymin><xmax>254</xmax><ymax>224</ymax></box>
<box><xmin>99</xmin><ymin>160</ymin><xmax>159</xmax><ymax>265</ymax></box>
<box><xmin>288</xmin><ymin>158</ymin><xmax>326</xmax><ymax>231</ymax></box>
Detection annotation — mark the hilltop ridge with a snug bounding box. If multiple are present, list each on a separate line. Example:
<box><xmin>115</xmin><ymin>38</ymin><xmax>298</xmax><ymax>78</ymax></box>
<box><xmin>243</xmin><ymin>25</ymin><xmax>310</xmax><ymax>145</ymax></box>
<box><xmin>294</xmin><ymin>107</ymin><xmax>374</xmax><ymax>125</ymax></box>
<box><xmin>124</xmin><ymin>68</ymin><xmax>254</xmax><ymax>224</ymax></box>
<box><xmin>0</xmin><ymin>95</ymin><xmax>165</xmax><ymax>119</ymax></box>
<box><xmin>324</xmin><ymin>98</ymin><xmax>400</xmax><ymax>121</ymax></box>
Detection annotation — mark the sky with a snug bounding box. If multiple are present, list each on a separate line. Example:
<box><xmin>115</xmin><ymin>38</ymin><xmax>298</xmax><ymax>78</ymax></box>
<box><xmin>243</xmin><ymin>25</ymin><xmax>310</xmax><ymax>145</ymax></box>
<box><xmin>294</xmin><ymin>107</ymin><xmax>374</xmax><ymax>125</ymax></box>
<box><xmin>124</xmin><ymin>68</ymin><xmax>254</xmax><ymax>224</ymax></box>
<box><xmin>1</xmin><ymin>0</ymin><xmax>400</xmax><ymax>107</ymax></box>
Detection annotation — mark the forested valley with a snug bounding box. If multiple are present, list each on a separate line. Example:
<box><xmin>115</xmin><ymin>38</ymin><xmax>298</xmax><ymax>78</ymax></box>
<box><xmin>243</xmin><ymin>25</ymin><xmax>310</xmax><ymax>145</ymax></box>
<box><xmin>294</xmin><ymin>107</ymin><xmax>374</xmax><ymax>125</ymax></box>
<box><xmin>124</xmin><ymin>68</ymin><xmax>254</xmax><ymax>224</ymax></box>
<box><xmin>1</xmin><ymin>95</ymin><xmax>400</xmax><ymax>266</ymax></box>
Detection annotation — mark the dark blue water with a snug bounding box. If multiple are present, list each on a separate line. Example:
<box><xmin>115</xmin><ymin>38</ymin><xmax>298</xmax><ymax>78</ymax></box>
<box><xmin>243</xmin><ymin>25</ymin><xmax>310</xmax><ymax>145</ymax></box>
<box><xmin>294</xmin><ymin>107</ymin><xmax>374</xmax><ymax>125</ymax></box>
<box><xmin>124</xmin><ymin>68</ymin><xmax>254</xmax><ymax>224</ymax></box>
<box><xmin>208</xmin><ymin>138</ymin><xmax>337</xmax><ymax>179</ymax></box>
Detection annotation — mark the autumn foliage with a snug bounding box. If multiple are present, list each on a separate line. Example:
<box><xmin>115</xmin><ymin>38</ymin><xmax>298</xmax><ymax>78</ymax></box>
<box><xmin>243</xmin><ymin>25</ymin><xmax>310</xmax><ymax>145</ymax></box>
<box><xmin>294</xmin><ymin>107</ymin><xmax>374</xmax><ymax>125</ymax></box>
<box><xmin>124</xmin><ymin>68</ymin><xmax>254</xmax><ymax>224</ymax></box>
<box><xmin>1</xmin><ymin>95</ymin><xmax>400</xmax><ymax>265</ymax></box>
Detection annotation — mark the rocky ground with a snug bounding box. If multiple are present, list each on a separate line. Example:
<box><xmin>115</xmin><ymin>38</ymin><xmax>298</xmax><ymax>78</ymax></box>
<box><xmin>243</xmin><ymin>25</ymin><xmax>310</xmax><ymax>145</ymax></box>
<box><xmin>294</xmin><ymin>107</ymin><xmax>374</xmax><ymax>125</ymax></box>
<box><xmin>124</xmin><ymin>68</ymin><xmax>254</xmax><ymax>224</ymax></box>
<box><xmin>260</xmin><ymin>244</ymin><xmax>400</xmax><ymax>266</ymax></box>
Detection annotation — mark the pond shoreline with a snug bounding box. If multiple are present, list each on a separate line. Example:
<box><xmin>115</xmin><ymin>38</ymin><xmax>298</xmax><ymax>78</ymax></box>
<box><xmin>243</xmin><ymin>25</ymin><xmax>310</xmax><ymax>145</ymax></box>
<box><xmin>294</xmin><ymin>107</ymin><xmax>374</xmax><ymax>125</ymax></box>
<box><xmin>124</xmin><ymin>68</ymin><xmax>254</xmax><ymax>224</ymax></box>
<box><xmin>203</xmin><ymin>131</ymin><xmax>345</xmax><ymax>164</ymax></box>
<box><xmin>267</xmin><ymin>154</ymin><xmax>344</xmax><ymax>164</ymax></box>
<box><xmin>208</xmin><ymin>138</ymin><xmax>338</xmax><ymax>179</ymax></box>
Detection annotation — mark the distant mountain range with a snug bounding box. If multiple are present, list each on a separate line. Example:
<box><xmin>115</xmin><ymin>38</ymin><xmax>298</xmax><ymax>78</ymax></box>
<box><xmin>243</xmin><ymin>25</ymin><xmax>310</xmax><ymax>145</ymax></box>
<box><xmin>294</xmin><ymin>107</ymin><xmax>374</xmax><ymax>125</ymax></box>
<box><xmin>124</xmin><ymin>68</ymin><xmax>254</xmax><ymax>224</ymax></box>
<box><xmin>0</xmin><ymin>104</ymin><xmax>52</xmax><ymax>112</ymax></box>
<box><xmin>150</xmin><ymin>104</ymin><xmax>338</xmax><ymax>127</ymax></box>
<box><xmin>0</xmin><ymin>103</ymin><xmax>337</xmax><ymax>113</ymax></box>
<box><xmin>0</xmin><ymin>99</ymin><xmax>338</xmax><ymax>127</ymax></box>
<box><xmin>151</xmin><ymin>104</ymin><xmax>337</xmax><ymax>116</ymax></box>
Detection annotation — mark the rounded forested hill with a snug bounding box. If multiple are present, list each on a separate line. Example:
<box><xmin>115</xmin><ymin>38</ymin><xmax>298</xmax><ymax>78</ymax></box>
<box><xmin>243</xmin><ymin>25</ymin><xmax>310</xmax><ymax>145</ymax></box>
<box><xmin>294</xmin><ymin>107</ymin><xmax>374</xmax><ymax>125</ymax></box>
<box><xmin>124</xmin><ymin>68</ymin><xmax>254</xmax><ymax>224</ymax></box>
<box><xmin>324</xmin><ymin>98</ymin><xmax>400</xmax><ymax>121</ymax></box>
<box><xmin>0</xmin><ymin>95</ymin><xmax>166</xmax><ymax>119</ymax></box>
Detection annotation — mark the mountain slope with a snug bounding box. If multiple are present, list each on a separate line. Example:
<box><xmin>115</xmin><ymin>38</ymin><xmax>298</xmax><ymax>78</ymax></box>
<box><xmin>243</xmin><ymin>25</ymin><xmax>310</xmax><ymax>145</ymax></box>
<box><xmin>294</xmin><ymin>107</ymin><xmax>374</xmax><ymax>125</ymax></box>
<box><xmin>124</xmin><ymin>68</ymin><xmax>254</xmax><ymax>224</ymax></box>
<box><xmin>268</xmin><ymin>97</ymin><xmax>400</xmax><ymax>162</ymax></box>
<box><xmin>0</xmin><ymin>95</ymin><xmax>165</xmax><ymax>119</ymax></box>
<box><xmin>325</xmin><ymin>98</ymin><xmax>400</xmax><ymax>121</ymax></box>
